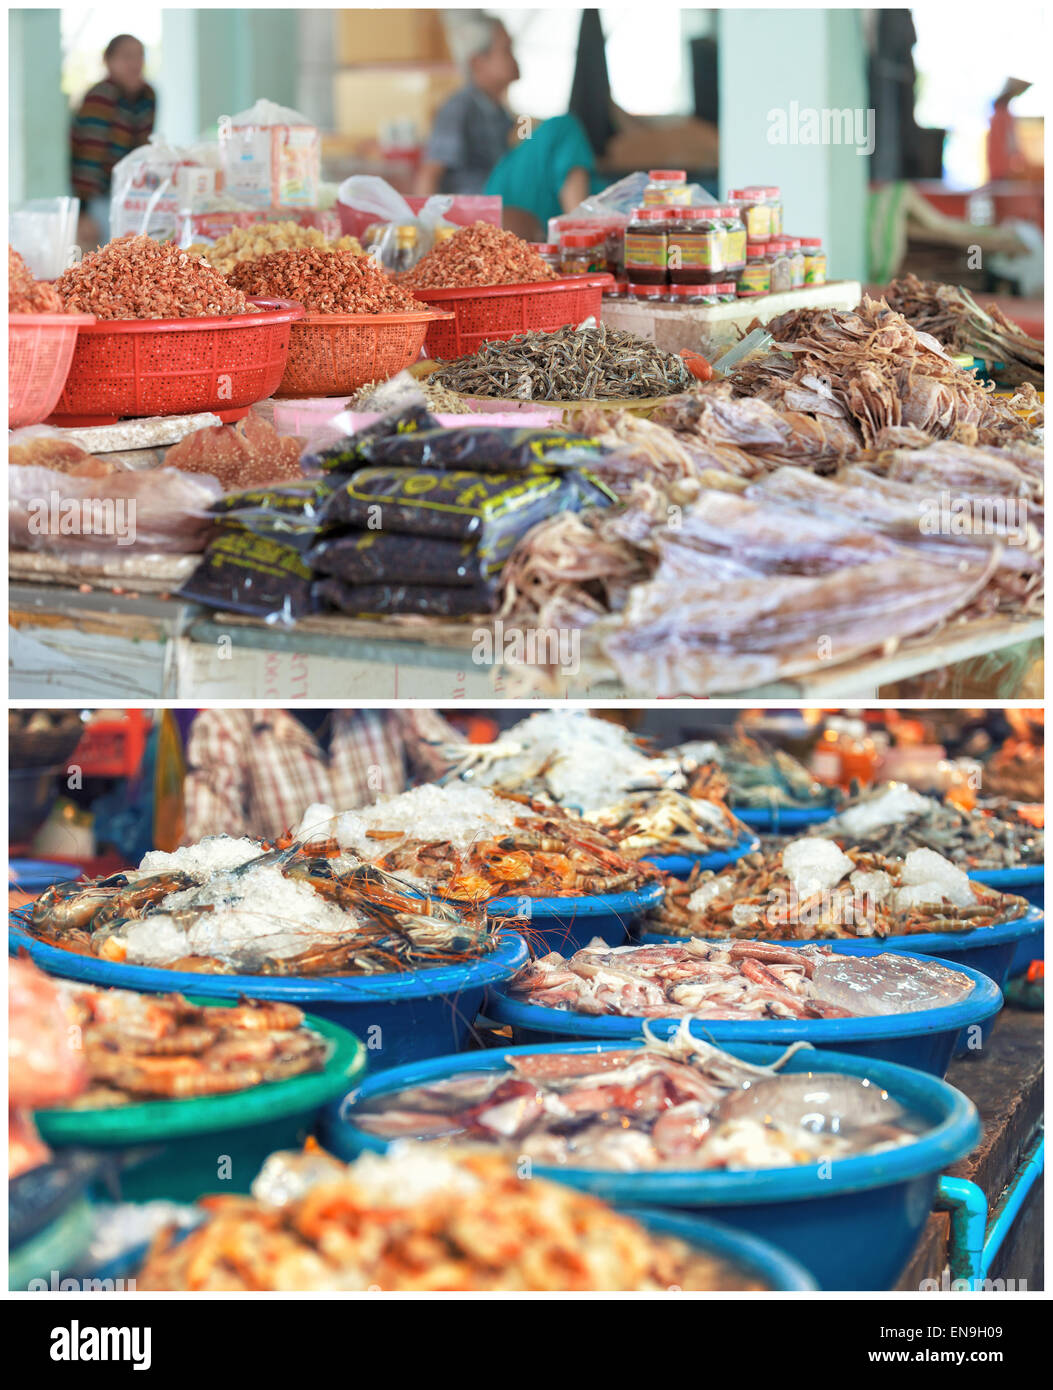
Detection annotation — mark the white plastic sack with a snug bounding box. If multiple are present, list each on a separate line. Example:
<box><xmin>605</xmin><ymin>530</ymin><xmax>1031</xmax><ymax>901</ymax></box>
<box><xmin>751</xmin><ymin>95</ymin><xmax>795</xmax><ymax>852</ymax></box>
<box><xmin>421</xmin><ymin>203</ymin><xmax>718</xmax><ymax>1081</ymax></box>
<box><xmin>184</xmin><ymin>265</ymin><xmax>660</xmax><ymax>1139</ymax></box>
<box><xmin>220</xmin><ymin>98</ymin><xmax>320</xmax><ymax>209</ymax></box>
<box><xmin>336</xmin><ymin>175</ymin><xmax>452</xmax><ymax>269</ymax></box>
<box><xmin>109</xmin><ymin>137</ymin><xmax>202</xmax><ymax>241</ymax></box>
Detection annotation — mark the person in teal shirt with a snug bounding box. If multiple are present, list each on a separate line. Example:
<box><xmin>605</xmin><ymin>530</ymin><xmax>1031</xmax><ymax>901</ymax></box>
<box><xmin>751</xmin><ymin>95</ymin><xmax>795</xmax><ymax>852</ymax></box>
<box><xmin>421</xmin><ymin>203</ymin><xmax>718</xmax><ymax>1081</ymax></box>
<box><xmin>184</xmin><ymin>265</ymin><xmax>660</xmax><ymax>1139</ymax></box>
<box><xmin>485</xmin><ymin>112</ymin><xmax>596</xmax><ymax>239</ymax></box>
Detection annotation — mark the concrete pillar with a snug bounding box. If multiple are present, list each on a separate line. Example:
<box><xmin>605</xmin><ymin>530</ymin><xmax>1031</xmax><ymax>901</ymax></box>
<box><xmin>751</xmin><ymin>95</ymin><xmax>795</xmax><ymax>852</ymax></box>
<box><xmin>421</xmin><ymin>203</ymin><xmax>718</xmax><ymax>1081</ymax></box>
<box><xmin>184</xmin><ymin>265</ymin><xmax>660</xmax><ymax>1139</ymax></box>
<box><xmin>9</xmin><ymin>8</ymin><xmax>67</xmax><ymax>202</ymax></box>
<box><xmin>718</xmin><ymin>8</ymin><xmax>868</xmax><ymax>282</ymax></box>
<box><xmin>161</xmin><ymin>9</ymin><xmax>300</xmax><ymax>143</ymax></box>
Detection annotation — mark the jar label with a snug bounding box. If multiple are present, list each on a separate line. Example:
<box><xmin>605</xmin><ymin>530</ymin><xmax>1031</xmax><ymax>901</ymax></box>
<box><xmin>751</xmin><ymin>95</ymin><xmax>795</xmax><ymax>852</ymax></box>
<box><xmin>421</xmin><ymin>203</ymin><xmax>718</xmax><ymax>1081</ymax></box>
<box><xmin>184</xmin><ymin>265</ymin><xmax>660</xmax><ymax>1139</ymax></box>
<box><xmin>624</xmin><ymin>233</ymin><xmax>667</xmax><ymax>269</ymax></box>
<box><xmin>668</xmin><ymin>232</ymin><xmax>722</xmax><ymax>271</ymax></box>
<box><xmin>804</xmin><ymin>253</ymin><xmax>827</xmax><ymax>285</ymax></box>
<box><xmin>644</xmin><ymin>187</ymin><xmax>691</xmax><ymax>206</ymax></box>
<box><xmin>723</xmin><ymin>228</ymin><xmax>747</xmax><ymax>265</ymax></box>
<box><xmin>743</xmin><ymin>205</ymin><xmax>771</xmax><ymax>238</ymax></box>
<box><xmin>738</xmin><ymin>261</ymin><xmax>771</xmax><ymax>294</ymax></box>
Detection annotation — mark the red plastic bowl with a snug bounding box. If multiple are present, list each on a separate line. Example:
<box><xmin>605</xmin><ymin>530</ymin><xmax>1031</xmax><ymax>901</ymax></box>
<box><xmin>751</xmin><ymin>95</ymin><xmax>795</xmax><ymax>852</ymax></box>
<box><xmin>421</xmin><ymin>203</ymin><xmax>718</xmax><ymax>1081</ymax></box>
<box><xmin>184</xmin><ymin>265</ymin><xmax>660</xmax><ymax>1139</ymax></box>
<box><xmin>410</xmin><ymin>274</ymin><xmax>613</xmax><ymax>359</ymax></box>
<box><xmin>46</xmin><ymin>298</ymin><xmax>304</xmax><ymax>426</ymax></box>
<box><xmin>9</xmin><ymin>312</ymin><xmax>95</xmax><ymax>428</ymax></box>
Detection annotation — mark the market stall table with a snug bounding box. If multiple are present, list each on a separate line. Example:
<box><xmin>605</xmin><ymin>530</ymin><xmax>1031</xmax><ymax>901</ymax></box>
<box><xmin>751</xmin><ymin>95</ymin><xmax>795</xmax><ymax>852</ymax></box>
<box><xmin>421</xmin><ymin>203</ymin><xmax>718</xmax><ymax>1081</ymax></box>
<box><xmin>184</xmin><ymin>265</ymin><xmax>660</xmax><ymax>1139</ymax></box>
<box><xmin>8</xmin><ymin>581</ymin><xmax>1044</xmax><ymax>700</ymax></box>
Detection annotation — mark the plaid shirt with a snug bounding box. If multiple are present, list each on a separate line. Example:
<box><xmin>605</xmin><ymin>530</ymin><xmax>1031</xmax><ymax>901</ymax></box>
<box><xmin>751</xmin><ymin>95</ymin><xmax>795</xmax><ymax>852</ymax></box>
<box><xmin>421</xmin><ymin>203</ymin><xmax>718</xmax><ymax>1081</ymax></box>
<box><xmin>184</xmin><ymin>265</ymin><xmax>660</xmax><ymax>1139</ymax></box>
<box><xmin>182</xmin><ymin>709</ymin><xmax>460</xmax><ymax>844</ymax></box>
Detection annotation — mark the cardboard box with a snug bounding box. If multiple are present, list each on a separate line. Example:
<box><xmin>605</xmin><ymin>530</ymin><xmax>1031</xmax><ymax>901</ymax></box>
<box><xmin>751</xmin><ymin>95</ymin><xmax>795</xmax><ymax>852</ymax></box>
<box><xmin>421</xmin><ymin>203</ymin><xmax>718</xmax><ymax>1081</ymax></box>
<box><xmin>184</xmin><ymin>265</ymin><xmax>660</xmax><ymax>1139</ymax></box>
<box><xmin>333</xmin><ymin>67</ymin><xmax>461</xmax><ymax>144</ymax></box>
<box><xmin>338</xmin><ymin>10</ymin><xmax>450</xmax><ymax>66</ymax></box>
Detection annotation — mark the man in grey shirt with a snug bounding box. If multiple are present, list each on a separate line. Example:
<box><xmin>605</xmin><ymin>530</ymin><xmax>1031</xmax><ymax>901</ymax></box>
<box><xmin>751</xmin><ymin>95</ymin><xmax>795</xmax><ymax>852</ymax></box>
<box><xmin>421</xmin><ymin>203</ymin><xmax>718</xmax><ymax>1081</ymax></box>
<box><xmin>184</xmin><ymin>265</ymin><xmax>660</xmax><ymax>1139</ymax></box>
<box><xmin>417</xmin><ymin>15</ymin><xmax>519</xmax><ymax>196</ymax></box>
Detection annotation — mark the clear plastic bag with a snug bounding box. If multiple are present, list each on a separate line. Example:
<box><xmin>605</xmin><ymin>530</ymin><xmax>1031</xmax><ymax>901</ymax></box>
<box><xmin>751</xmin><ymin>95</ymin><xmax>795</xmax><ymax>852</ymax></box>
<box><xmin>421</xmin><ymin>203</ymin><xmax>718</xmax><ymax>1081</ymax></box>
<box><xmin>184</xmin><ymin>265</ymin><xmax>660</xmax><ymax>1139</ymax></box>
<box><xmin>335</xmin><ymin>175</ymin><xmax>452</xmax><ymax>271</ymax></box>
<box><xmin>9</xmin><ymin>464</ymin><xmax>224</xmax><ymax>555</ymax></box>
<box><xmin>109</xmin><ymin>137</ymin><xmax>203</xmax><ymax>241</ymax></box>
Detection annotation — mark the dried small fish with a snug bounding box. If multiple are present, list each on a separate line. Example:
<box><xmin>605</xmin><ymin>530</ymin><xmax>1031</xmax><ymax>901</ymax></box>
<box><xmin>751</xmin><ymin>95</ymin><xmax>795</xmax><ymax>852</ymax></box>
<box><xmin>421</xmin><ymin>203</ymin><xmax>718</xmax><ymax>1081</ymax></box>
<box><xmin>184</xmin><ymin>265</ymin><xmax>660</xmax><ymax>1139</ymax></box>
<box><xmin>433</xmin><ymin>324</ymin><xmax>693</xmax><ymax>402</ymax></box>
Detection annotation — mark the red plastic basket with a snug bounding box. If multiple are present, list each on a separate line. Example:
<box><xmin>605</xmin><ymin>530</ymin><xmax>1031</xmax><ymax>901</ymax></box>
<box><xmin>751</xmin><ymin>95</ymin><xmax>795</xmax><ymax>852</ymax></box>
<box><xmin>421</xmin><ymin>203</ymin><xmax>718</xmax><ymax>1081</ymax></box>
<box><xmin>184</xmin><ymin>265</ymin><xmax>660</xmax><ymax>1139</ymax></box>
<box><xmin>46</xmin><ymin>298</ymin><xmax>304</xmax><ymax>427</ymax></box>
<box><xmin>9</xmin><ymin>313</ymin><xmax>95</xmax><ymax>427</ymax></box>
<box><xmin>411</xmin><ymin>274</ymin><xmax>613</xmax><ymax>359</ymax></box>
<box><xmin>276</xmin><ymin>308</ymin><xmax>453</xmax><ymax>398</ymax></box>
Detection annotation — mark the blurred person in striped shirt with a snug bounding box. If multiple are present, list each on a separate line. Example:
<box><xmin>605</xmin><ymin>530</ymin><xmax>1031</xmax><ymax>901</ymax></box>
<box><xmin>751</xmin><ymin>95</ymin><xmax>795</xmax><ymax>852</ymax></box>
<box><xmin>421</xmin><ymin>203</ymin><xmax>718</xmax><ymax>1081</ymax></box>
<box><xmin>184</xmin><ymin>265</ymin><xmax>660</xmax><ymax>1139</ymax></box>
<box><xmin>182</xmin><ymin>709</ymin><xmax>465</xmax><ymax>845</ymax></box>
<box><xmin>70</xmin><ymin>34</ymin><xmax>155</xmax><ymax>247</ymax></box>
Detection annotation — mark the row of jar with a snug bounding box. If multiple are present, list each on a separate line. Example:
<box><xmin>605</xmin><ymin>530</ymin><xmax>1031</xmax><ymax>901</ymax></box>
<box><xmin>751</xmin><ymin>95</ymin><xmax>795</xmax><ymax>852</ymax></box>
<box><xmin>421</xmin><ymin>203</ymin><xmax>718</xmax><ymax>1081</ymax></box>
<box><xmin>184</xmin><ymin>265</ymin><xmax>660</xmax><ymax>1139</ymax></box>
<box><xmin>604</xmin><ymin>236</ymin><xmax>827</xmax><ymax>305</ymax></box>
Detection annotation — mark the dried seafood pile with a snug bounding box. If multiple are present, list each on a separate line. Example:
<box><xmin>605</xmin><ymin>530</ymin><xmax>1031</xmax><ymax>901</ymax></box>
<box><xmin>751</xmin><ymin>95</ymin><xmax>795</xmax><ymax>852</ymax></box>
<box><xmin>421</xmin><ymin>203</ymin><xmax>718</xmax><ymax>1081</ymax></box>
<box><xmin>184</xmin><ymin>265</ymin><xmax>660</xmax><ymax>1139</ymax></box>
<box><xmin>354</xmin><ymin>1032</ymin><xmax>926</xmax><ymax>1170</ymax></box>
<box><xmin>817</xmin><ymin>782</ymin><xmax>1043</xmax><ymax>869</ymax></box>
<box><xmin>729</xmin><ymin>297</ymin><xmax>1040</xmax><ymax>447</ymax></box>
<box><xmin>883</xmin><ymin>274</ymin><xmax>1043</xmax><ymax>389</ymax></box>
<box><xmin>508</xmin><ymin>940</ymin><xmax>974</xmax><ymax>1020</ymax></box>
<box><xmin>9</xmin><ymin>246</ymin><xmax>65</xmax><ymax>313</ymax></box>
<box><xmin>227</xmin><ymin>247</ymin><xmax>426</xmax><ymax>314</ymax></box>
<box><xmin>498</xmin><ymin>402</ymin><xmax>1042</xmax><ymax>693</ymax></box>
<box><xmin>138</xmin><ymin>1146</ymin><xmax>763</xmax><ymax>1290</ymax></box>
<box><xmin>165</xmin><ymin>413</ymin><xmax>305</xmax><ymax>490</ymax></box>
<box><xmin>646</xmin><ymin>838</ymin><xmax>1029</xmax><ymax>941</ymax></box>
<box><xmin>26</xmin><ymin>833</ymin><xmax>498</xmax><ymax>975</ymax></box>
<box><xmin>432</xmin><ymin>324</ymin><xmax>693</xmax><ymax>401</ymax></box>
<box><xmin>56</xmin><ymin>235</ymin><xmax>255</xmax><ymax>319</ymax></box>
<box><xmin>53</xmin><ymin>988</ymin><xmax>329</xmax><ymax>1103</ymax></box>
<box><xmin>401</xmin><ymin>222</ymin><xmax>558</xmax><ymax>289</ymax></box>
<box><xmin>186</xmin><ymin>222</ymin><xmax>362</xmax><ymax>274</ymax></box>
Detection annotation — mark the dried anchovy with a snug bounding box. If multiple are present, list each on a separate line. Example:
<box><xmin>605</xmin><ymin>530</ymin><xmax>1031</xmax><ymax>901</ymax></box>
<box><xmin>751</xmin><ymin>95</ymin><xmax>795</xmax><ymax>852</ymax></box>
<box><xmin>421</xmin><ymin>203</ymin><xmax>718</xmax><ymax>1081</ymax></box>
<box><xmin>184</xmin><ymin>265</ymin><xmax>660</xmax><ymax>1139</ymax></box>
<box><xmin>349</xmin><ymin>376</ymin><xmax>472</xmax><ymax>414</ymax></box>
<box><xmin>433</xmin><ymin>324</ymin><xmax>693</xmax><ymax>402</ymax></box>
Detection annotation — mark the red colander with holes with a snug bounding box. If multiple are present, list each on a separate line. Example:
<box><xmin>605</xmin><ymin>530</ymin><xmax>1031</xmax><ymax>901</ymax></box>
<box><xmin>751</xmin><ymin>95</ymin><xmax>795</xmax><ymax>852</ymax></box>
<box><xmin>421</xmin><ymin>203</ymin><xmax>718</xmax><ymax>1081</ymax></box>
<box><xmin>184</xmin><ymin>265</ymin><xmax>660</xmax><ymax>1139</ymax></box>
<box><xmin>276</xmin><ymin>307</ymin><xmax>454</xmax><ymax>398</ymax></box>
<box><xmin>410</xmin><ymin>274</ymin><xmax>613</xmax><ymax>359</ymax></box>
<box><xmin>9</xmin><ymin>312</ymin><xmax>96</xmax><ymax>428</ymax></box>
<box><xmin>45</xmin><ymin>298</ymin><xmax>304</xmax><ymax>426</ymax></box>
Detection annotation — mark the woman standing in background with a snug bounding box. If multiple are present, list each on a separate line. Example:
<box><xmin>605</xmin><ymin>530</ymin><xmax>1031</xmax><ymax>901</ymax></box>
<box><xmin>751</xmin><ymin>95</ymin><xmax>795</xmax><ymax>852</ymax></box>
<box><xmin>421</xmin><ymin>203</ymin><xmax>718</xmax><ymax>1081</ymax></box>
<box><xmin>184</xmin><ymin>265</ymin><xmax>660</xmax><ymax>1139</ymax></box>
<box><xmin>70</xmin><ymin>33</ymin><xmax>155</xmax><ymax>247</ymax></box>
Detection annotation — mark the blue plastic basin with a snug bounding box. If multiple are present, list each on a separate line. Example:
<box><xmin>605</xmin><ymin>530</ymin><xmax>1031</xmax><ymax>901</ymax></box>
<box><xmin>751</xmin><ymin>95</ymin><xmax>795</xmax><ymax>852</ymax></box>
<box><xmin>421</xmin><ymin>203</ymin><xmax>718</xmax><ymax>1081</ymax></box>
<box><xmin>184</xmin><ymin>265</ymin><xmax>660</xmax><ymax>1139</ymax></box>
<box><xmin>483</xmin><ymin>943</ymin><xmax>1002</xmax><ymax>1078</ymax></box>
<box><xmin>968</xmin><ymin>867</ymin><xmax>1044</xmax><ymax>972</ymax></box>
<box><xmin>639</xmin><ymin>906</ymin><xmax>1041</xmax><ymax>1054</ymax></box>
<box><xmin>327</xmin><ymin>1039</ymin><xmax>980</xmax><ymax>1291</ymax></box>
<box><xmin>620</xmin><ymin>1207</ymin><xmax>816</xmax><ymax>1290</ymax></box>
<box><xmin>485</xmin><ymin>881</ymin><xmax>665</xmax><ymax>954</ymax></box>
<box><xmin>8</xmin><ymin>917</ymin><xmax>527</xmax><ymax>1070</ymax></box>
<box><xmin>9</xmin><ymin>860</ymin><xmax>83</xmax><ymax>892</ymax></box>
<box><xmin>642</xmin><ymin>832</ymin><xmax>759</xmax><ymax>879</ymax></box>
<box><xmin>735</xmin><ymin>805</ymin><xmax>839</xmax><ymax>832</ymax></box>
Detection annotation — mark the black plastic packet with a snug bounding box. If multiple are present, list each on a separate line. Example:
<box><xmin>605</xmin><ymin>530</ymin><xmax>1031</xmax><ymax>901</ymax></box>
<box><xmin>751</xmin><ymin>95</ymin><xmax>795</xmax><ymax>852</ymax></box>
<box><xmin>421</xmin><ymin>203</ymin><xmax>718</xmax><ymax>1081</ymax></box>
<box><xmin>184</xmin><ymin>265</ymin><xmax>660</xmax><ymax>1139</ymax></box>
<box><xmin>302</xmin><ymin>404</ymin><xmax>437</xmax><ymax>472</ymax></box>
<box><xmin>320</xmin><ymin>466</ymin><xmax>614</xmax><ymax>543</ymax></box>
<box><xmin>309</xmin><ymin>531</ymin><xmax>491</xmax><ymax>587</ymax></box>
<box><xmin>306</xmin><ymin>406</ymin><xmax>609</xmax><ymax>476</ymax></box>
<box><xmin>314</xmin><ymin>577</ymin><xmax>497</xmax><ymax>618</ymax></box>
<box><xmin>208</xmin><ymin>478</ymin><xmax>341</xmax><ymax>553</ymax></box>
<box><xmin>176</xmin><ymin>528</ymin><xmax>318</xmax><ymax>622</ymax></box>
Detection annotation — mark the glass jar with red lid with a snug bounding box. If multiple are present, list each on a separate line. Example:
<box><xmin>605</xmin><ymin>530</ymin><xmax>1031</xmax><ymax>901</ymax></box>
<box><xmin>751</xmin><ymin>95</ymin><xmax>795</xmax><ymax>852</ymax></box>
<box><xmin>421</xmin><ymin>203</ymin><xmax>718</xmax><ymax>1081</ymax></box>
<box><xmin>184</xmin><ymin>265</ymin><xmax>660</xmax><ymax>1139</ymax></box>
<box><xmin>667</xmin><ymin>206</ymin><xmax>724</xmax><ymax>286</ymax></box>
<box><xmin>624</xmin><ymin>206</ymin><xmax>670</xmax><ymax>284</ymax></box>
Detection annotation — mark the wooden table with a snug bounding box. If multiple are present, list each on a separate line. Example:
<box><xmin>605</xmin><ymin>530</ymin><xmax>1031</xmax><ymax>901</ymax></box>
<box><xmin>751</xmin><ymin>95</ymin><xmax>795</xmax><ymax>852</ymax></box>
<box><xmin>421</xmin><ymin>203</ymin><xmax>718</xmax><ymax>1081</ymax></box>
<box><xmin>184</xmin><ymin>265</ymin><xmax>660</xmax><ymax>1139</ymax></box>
<box><xmin>8</xmin><ymin>580</ymin><xmax>1044</xmax><ymax>701</ymax></box>
<box><xmin>898</xmin><ymin>1006</ymin><xmax>1044</xmax><ymax>1291</ymax></box>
